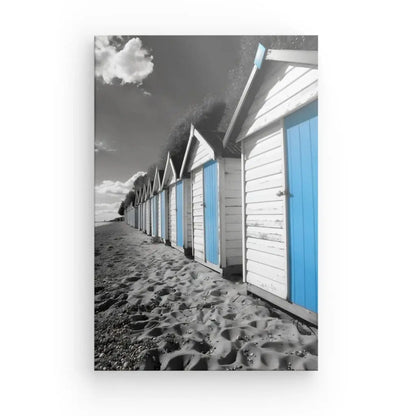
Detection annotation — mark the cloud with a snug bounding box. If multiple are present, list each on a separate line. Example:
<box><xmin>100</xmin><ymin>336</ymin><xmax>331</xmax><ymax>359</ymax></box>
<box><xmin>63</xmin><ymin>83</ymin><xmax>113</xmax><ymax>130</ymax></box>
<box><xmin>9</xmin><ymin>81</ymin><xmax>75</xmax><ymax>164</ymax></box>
<box><xmin>95</xmin><ymin>36</ymin><xmax>154</xmax><ymax>85</ymax></box>
<box><xmin>95</xmin><ymin>202</ymin><xmax>120</xmax><ymax>213</ymax></box>
<box><xmin>95</xmin><ymin>171</ymin><xmax>145</xmax><ymax>197</ymax></box>
<box><xmin>95</xmin><ymin>140</ymin><xmax>116</xmax><ymax>153</ymax></box>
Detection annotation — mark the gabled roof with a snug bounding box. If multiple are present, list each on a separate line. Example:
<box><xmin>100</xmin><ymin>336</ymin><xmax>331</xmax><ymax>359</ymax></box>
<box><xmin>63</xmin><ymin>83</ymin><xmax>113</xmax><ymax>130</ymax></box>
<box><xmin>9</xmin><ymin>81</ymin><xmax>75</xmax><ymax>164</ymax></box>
<box><xmin>179</xmin><ymin>125</ymin><xmax>240</xmax><ymax>178</ymax></box>
<box><xmin>152</xmin><ymin>169</ymin><xmax>164</xmax><ymax>194</ymax></box>
<box><xmin>223</xmin><ymin>44</ymin><xmax>318</xmax><ymax>146</ymax></box>
<box><xmin>144</xmin><ymin>177</ymin><xmax>153</xmax><ymax>199</ymax></box>
<box><xmin>161</xmin><ymin>152</ymin><xmax>177</xmax><ymax>189</ymax></box>
<box><xmin>139</xmin><ymin>184</ymin><xmax>145</xmax><ymax>203</ymax></box>
<box><xmin>134</xmin><ymin>188</ymin><xmax>140</xmax><ymax>207</ymax></box>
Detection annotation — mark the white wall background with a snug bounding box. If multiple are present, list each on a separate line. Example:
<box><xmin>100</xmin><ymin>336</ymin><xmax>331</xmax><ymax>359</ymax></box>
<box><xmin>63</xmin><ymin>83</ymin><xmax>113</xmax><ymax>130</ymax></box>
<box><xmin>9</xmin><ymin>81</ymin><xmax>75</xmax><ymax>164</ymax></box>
<box><xmin>1</xmin><ymin>1</ymin><xmax>415</xmax><ymax>415</ymax></box>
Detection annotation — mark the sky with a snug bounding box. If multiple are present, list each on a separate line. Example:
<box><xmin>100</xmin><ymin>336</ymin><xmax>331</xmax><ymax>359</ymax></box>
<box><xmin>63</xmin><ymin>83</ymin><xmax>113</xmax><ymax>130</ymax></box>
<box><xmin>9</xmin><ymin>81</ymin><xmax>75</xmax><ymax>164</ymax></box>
<box><xmin>95</xmin><ymin>36</ymin><xmax>242</xmax><ymax>221</ymax></box>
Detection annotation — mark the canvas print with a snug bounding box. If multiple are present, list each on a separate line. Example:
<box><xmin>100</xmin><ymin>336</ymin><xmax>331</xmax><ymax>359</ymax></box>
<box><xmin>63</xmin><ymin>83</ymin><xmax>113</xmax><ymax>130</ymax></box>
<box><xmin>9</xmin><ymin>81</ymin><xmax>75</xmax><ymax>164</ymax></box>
<box><xmin>95</xmin><ymin>36</ymin><xmax>318</xmax><ymax>371</ymax></box>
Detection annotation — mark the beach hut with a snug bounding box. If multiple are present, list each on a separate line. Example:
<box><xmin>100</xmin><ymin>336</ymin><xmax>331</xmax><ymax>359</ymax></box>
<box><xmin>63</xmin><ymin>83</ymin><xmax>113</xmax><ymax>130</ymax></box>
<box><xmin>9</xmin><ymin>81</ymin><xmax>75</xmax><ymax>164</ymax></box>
<box><xmin>159</xmin><ymin>152</ymin><xmax>176</xmax><ymax>245</ymax></box>
<box><xmin>133</xmin><ymin>175</ymin><xmax>146</xmax><ymax>231</ymax></box>
<box><xmin>150</xmin><ymin>169</ymin><xmax>164</xmax><ymax>238</ymax></box>
<box><xmin>133</xmin><ymin>189</ymin><xmax>139</xmax><ymax>229</ymax></box>
<box><xmin>140</xmin><ymin>184</ymin><xmax>146</xmax><ymax>232</ymax></box>
<box><xmin>158</xmin><ymin>150</ymin><xmax>193</xmax><ymax>254</ymax></box>
<box><xmin>158</xmin><ymin>156</ymin><xmax>173</xmax><ymax>244</ymax></box>
<box><xmin>223</xmin><ymin>44</ymin><xmax>318</xmax><ymax>324</ymax></box>
<box><xmin>136</xmin><ymin>187</ymin><xmax>142</xmax><ymax>230</ymax></box>
<box><xmin>179</xmin><ymin>125</ymin><xmax>242</xmax><ymax>275</ymax></box>
<box><xmin>144</xmin><ymin>177</ymin><xmax>153</xmax><ymax>235</ymax></box>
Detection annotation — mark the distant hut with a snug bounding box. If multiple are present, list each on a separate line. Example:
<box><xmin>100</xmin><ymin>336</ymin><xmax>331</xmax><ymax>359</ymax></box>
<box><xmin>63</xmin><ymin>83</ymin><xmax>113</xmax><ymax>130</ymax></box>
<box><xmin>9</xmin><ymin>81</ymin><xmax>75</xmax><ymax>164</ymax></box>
<box><xmin>150</xmin><ymin>169</ymin><xmax>164</xmax><ymax>238</ymax></box>
<box><xmin>135</xmin><ymin>187</ymin><xmax>142</xmax><ymax>230</ymax></box>
<box><xmin>158</xmin><ymin>154</ymin><xmax>172</xmax><ymax>244</ymax></box>
<box><xmin>124</xmin><ymin>190</ymin><xmax>135</xmax><ymax>227</ymax></box>
<box><xmin>133</xmin><ymin>189</ymin><xmax>140</xmax><ymax>229</ymax></box>
<box><xmin>138</xmin><ymin>175</ymin><xmax>147</xmax><ymax>233</ymax></box>
<box><xmin>223</xmin><ymin>44</ymin><xmax>318</xmax><ymax>324</ymax></box>
<box><xmin>141</xmin><ymin>184</ymin><xmax>146</xmax><ymax>232</ymax></box>
<box><xmin>179</xmin><ymin>125</ymin><xmax>242</xmax><ymax>275</ymax></box>
<box><xmin>134</xmin><ymin>175</ymin><xmax>146</xmax><ymax>231</ymax></box>
<box><xmin>144</xmin><ymin>176</ymin><xmax>153</xmax><ymax>235</ymax></box>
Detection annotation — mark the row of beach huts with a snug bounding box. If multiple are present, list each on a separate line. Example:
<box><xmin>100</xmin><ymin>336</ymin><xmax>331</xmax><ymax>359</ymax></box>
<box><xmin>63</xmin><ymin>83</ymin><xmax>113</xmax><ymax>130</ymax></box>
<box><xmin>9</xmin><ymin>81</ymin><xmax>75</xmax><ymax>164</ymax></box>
<box><xmin>124</xmin><ymin>44</ymin><xmax>318</xmax><ymax>324</ymax></box>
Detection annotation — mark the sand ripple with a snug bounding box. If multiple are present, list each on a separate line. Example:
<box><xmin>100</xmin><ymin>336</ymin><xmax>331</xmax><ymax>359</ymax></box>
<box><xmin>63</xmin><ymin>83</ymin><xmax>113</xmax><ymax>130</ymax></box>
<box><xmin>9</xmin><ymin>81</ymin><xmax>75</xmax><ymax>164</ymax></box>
<box><xmin>95</xmin><ymin>223</ymin><xmax>318</xmax><ymax>371</ymax></box>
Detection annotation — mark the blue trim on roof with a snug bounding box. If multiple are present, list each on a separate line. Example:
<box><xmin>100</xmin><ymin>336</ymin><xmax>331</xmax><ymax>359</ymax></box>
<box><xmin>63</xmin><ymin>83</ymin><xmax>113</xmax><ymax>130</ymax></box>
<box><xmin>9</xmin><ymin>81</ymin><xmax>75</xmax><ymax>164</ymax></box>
<box><xmin>254</xmin><ymin>43</ymin><xmax>266</xmax><ymax>69</ymax></box>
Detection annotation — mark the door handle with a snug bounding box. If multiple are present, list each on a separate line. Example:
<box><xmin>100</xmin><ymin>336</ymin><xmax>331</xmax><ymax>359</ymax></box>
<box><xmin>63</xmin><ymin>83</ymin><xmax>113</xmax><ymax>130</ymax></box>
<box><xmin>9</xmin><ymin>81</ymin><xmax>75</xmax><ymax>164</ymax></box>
<box><xmin>277</xmin><ymin>189</ymin><xmax>291</xmax><ymax>197</ymax></box>
<box><xmin>200</xmin><ymin>203</ymin><xmax>206</xmax><ymax>207</ymax></box>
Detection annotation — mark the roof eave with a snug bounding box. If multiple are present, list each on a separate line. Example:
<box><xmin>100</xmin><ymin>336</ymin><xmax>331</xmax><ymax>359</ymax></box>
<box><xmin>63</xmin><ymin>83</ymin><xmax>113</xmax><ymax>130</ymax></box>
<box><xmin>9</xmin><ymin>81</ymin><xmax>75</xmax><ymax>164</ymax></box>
<box><xmin>223</xmin><ymin>45</ymin><xmax>318</xmax><ymax>147</ymax></box>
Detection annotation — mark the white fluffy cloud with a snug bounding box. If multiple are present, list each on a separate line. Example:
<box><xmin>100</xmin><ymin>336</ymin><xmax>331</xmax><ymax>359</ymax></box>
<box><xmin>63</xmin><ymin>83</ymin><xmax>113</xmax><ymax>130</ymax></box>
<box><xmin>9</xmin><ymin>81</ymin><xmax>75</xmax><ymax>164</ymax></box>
<box><xmin>95</xmin><ymin>171</ymin><xmax>145</xmax><ymax>197</ymax></box>
<box><xmin>95</xmin><ymin>36</ymin><xmax>154</xmax><ymax>85</ymax></box>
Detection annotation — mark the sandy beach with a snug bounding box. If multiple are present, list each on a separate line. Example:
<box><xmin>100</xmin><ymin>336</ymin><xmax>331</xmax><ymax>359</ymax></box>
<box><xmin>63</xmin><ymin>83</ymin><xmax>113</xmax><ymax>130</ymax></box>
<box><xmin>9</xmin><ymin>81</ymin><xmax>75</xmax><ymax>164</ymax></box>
<box><xmin>95</xmin><ymin>223</ymin><xmax>318</xmax><ymax>370</ymax></box>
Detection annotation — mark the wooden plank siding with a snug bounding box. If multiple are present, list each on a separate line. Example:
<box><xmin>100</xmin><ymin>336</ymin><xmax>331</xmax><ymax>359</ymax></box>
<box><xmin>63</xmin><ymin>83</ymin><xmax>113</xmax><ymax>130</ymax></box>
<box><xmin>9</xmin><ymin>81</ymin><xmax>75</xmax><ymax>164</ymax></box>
<box><xmin>234</xmin><ymin>54</ymin><xmax>319</xmax><ymax>323</ymax></box>
<box><xmin>145</xmin><ymin>199</ymin><xmax>151</xmax><ymax>235</ymax></box>
<box><xmin>142</xmin><ymin>203</ymin><xmax>146</xmax><ymax>232</ymax></box>
<box><xmin>185</xmin><ymin>179</ymin><xmax>192</xmax><ymax>249</ymax></box>
<box><xmin>191</xmin><ymin>167</ymin><xmax>204</xmax><ymax>261</ymax></box>
<box><xmin>223</xmin><ymin>158</ymin><xmax>242</xmax><ymax>266</ymax></box>
<box><xmin>189</xmin><ymin>139</ymin><xmax>214</xmax><ymax>172</ymax></box>
<box><xmin>243</xmin><ymin>122</ymin><xmax>288</xmax><ymax>299</ymax></box>
<box><xmin>158</xmin><ymin>193</ymin><xmax>162</xmax><ymax>237</ymax></box>
<box><xmin>168</xmin><ymin>184</ymin><xmax>176</xmax><ymax>245</ymax></box>
<box><xmin>237</xmin><ymin>63</ymin><xmax>318</xmax><ymax>142</ymax></box>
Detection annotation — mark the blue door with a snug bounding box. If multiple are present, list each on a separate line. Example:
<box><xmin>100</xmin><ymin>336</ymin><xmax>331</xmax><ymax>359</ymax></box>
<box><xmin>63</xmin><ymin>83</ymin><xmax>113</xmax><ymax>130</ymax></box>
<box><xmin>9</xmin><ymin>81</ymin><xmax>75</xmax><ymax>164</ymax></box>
<box><xmin>176</xmin><ymin>181</ymin><xmax>183</xmax><ymax>247</ymax></box>
<box><xmin>203</xmin><ymin>160</ymin><xmax>219</xmax><ymax>265</ymax></box>
<box><xmin>285</xmin><ymin>100</ymin><xmax>318</xmax><ymax>313</ymax></box>
<box><xmin>161</xmin><ymin>190</ymin><xmax>166</xmax><ymax>239</ymax></box>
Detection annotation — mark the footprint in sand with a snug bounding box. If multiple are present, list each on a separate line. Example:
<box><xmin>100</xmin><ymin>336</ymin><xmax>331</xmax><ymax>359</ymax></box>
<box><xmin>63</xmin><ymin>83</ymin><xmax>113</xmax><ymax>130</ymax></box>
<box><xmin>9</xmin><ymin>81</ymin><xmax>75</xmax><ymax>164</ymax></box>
<box><xmin>261</xmin><ymin>341</ymin><xmax>288</xmax><ymax>353</ymax></box>
<box><xmin>146</xmin><ymin>327</ymin><xmax>163</xmax><ymax>337</ymax></box>
<box><xmin>303</xmin><ymin>339</ymin><xmax>318</xmax><ymax>355</ymax></box>
<box><xmin>129</xmin><ymin>319</ymin><xmax>148</xmax><ymax>330</ymax></box>
<box><xmin>220</xmin><ymin>327</ymin><xmax>242</xmax><ymax>342</ymax></box>
<box><xmin>218</xmin><ymin>348</ymin><xmax>237</xmax><ymax>365</ymax></box>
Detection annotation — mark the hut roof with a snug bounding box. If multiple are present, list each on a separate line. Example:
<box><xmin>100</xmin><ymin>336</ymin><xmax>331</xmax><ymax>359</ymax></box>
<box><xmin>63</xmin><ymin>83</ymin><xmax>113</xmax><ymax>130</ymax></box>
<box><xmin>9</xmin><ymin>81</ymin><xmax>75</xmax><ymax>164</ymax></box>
<box><xmin>197</xmin><ymin>129</ymin><xmax>240</xmax><ymax>158</ymax></box>
<box><xmin>223</xmin><ymin>44</ymin><xmax>318</xmax><ymax>146</ymax></box>
<box><xmin>152</xmin><ymin>169</ymin><xmax>164</xmax><ymax>194</ymax></box>
<box><xmin>170</xmin><ymin>147</ymin><xmax>187</xmax><ymax>176</ymax></box>
<box><xmin>161</xmin><ymin>152</ymin><xmax>177</xmax><ymax>189</ymax></box>
<box><xmin>179</xmin><ymin>126</ymin><xmax>240</xmax><ymax>178</ymax></box>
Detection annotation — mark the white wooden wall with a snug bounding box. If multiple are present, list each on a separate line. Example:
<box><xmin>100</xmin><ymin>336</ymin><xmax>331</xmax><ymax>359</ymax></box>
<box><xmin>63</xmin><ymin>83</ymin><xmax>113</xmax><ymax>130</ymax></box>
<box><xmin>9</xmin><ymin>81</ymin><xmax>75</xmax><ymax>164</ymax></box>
<box><xmin>158</xmin><ymin>193</ymin><xmax>162</xmax><ymax>237</ymax></box>
<box><xmin>239</xmin><ymin>60</ymin><xmax>318</xmax><ymax>300</ymax></box>
<box><xmin>191</xmin><ymin>167</ymin><xmax>204</xmax><ymax>261</ymax></box>
<box><xmin>146</xmin><ymin>200</ymin><xmax>151</xmax><ymax>235</ymax></box>
<box><xmin>151</xmin><ymin>196</ymin><xmax>157</xmax><ymax>237</ymax></box>
<box><xmin>161</xmin><ymin>189</ymin><xmax>169</xmax><ymax>242</ymax></box>
<box><xmin>168</xmin><ymin>184</ymin><xmax>176</xmax><ymax>245</ymax></box>
<box><xmin>184</xmin><ymin>179</ymin><xmax>192</xmax><ymax>248</ymax></box>
<box><xmin>237</xmin><ymin>63</ymin><xmax>318</xmax><ymax>141</ymax></box>
<box><xmin>223</xmin><ymin>158</ymin><xmax>242</xmax><ymax>266</ymax></box>
<box><xmin>243</xmin><ymin>118</ymin><xmax>288</xmax><ymax>298</ymax></box>
<box><xmin>189</xmin><ymin>139</ymin><xmax>214</xmax><ymax>171</ymax></box>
